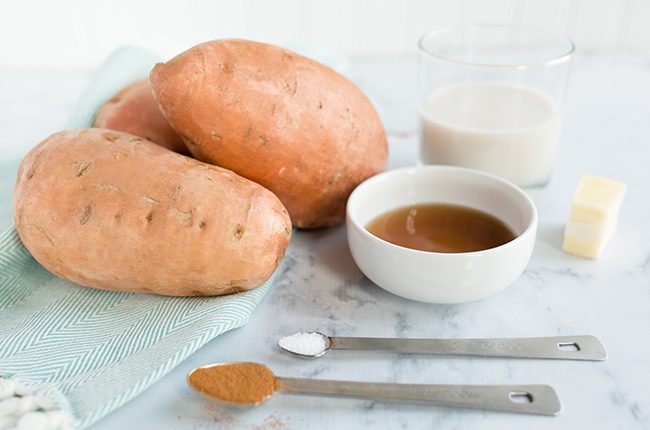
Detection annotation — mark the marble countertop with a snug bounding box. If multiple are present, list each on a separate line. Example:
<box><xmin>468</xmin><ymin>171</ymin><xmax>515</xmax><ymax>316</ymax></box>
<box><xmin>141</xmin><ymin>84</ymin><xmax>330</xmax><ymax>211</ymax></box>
<box><xmin>2</xmin><ymin>53</ymin><xmax>649</xmax><ymax>429</ymax></box>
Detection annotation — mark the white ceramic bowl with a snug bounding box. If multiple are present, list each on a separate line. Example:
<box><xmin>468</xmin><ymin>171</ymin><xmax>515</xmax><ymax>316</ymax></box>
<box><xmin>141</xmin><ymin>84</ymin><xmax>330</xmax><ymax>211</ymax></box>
<box><xmin>346</xmin><ymin>166</ymin><xmax>537</xmax><ymax>304</ymax></box>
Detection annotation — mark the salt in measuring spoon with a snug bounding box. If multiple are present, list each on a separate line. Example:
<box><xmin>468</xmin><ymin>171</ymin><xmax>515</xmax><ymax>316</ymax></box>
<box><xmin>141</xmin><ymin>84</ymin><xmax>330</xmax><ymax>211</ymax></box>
<box><xmin>187</xmin><ymin>362</ymin><xmax>562</xmax><ymax>415</ymax></box>
<box><xmin>278</xmin><ymin>332</ymin><xmax>607</xmax><ymax>361</ymax></box>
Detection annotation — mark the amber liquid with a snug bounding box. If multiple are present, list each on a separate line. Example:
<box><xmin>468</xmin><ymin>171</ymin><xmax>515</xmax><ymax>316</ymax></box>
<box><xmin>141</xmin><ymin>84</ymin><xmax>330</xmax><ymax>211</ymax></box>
<box><xmin>366</xmin><ymin>203</ymin><xmax>516</xmax><ymax>253</ymax></box>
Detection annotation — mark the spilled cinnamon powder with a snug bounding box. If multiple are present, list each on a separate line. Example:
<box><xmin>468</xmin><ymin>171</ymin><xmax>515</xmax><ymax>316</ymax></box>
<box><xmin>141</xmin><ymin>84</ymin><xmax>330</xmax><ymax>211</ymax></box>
<box><xmin>253</xmin><ymin>414</ymin><xmax>290</xmax><ymax>430</ymax></box>
<box><xmin>188</xmin><ymin>363</ymin><xmax>277</xmax><ymax>404</ymax></box>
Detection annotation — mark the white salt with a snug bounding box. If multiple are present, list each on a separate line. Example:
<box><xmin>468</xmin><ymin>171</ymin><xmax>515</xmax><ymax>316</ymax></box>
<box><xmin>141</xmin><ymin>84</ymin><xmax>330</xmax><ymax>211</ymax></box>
<box><xmin>278</xmin><ymin>332</ymin><xmax>328</xmax><ymax>356</ymax></box>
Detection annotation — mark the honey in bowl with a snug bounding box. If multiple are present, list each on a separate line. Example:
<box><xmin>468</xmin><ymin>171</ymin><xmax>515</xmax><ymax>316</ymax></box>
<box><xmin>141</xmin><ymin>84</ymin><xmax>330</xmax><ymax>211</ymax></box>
<box><xmin>365</xmin><ymin>203</ymin><xmax>516</xmax><ymax>253</ymax></box>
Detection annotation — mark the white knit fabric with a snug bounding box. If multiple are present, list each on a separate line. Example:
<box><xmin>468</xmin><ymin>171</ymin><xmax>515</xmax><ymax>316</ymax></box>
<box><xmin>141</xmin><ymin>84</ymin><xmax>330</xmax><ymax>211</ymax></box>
<box><xmin>0</xmin><ymin>378</ymin><xmax>72</xmax><ymax>430</ymax></box>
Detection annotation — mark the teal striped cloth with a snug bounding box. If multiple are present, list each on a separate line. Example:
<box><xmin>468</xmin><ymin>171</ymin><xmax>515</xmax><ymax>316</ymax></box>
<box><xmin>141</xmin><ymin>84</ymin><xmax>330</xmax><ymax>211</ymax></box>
<box><xmin>0</xmin><ymin>47</ymin><xmax>281</xmax><ymax>429</ymax></box>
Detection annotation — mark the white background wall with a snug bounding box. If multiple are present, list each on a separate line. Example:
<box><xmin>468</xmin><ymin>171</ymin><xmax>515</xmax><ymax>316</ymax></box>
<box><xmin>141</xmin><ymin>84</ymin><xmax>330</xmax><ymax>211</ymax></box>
<box><xmin>2</xmin><ymin>0</ymin><xmax>649</xmax><ymax>69</ymax></box>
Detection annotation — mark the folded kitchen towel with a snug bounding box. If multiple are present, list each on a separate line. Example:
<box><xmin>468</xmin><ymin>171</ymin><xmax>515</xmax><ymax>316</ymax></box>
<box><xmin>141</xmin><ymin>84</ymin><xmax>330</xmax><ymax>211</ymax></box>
<box><xmin>0</xmin><ymin>47</ymin><xmax>283</xmax><ymax>430</ymax></box>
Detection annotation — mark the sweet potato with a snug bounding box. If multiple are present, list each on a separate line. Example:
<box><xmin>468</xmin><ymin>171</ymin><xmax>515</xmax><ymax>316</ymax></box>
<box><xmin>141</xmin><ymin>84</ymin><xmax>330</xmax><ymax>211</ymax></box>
<box><xmin>94</xmin><ymin>79</ymin><xmax>189</xmax><ymax>155</ymax></box>
<box><xmin>13</xmin><ymin>128</ymin><xmax>291</xmax><ymax>296</ymax></box>
<box><xmin>150</xmin><ymin>39</ymin><xmax>388</xmax><ymax>228</ymax></box>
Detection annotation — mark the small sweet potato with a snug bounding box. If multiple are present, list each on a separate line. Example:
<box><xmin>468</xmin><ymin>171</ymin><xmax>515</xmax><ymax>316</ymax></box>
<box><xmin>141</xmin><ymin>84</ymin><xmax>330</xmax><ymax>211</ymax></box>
<box><xmin>151</xmin><ymin>39</ymin><xmax>388</xmax><ymax>228</ymax></box>
<box><xmin>94</xmin><ymin>79</ymin><xmax>189</xmax><ymax>155</ymax></box>
<box><xmin>13</xmin><ymin>128</ymin><xmax>291</xmax><ymax>296</ymax></box>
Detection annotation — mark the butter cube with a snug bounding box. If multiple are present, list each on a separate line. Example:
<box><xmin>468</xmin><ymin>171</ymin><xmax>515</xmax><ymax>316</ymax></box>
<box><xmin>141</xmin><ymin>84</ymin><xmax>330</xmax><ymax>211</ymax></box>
<box><xmin>570</xmin><ymin>175</ymin><xmax>626</xmax><ymax>225</ymax></box>
<box><xmin>562</xmin><ymin>237</ymin><xmax>605</xmax><ymax>259</ymax></box>
<box><xmin>562</xmin><ymin>175</ymin><xmax>625</xmax><ymax>259</ymax></box>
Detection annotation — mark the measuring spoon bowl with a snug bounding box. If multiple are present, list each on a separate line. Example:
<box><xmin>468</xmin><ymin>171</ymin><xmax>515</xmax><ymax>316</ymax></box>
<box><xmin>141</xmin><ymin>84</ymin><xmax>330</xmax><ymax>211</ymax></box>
<box><xmin>277</xmin><ymin>331</ymin><xmax>332</xmax><ymax>358</ymax></box>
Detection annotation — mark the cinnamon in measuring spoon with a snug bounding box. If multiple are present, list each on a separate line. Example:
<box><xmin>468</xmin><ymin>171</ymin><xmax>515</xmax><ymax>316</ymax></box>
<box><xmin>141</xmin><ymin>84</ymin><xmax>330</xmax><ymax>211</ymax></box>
<box><xmin>188</xmin><ymin>363</ymin><xmax>277</xmax><ymax>404</ymax></box>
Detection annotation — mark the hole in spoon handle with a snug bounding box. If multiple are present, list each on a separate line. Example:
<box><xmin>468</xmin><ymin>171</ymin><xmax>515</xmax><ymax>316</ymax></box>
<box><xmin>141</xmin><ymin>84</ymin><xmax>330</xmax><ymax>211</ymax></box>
<box><xmin>509</xmin><ymin>391</ymin><xmax>534</xmax><ymax>404</ymax></box>
<box><xmin>551</xmin><ymin>335</ymin><xmax>607</xmax><ymax>361</ymax></box>
<box><xmin>557</xmin><ymin>342</ymin><xmax>580</xmax><ymax>352</ymax></box>
<box><xmin>502</xmin><ymin>385</ymin><xmax>561</xmax><ymax>415</ymax></box>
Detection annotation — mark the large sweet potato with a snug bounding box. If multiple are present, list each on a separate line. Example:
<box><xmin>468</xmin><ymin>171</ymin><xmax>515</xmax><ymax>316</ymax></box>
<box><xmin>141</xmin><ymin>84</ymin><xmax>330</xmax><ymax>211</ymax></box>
<box><xmin>14</xmin><ymin>128</ymin><xmax>291</xmax><ymax>296</ymax></box>
<box><xmin>150</xmin><ymin>39</ymin><xmax>387</xmax><ymax>228</ymax></box>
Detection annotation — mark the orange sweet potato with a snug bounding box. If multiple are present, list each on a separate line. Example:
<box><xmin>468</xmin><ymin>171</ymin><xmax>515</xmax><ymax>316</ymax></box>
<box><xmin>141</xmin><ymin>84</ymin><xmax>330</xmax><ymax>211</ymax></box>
<box><xmin>150</xmin><ymin>39</ymin><xmax>388</xmax><ymax>228</ymax></box>
<box><xmin>94</xmin><ymin>79</ymin><xmax>190</xmax><ymax>155</ymax></box>
<box><xmin>14</xmin><ymin>128</ymin><xmax>291</xmax><ymax>296</ymax></box>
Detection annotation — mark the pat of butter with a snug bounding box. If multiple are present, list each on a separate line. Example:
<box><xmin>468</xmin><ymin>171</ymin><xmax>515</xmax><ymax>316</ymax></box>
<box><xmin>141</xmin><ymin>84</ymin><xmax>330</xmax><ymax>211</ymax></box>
<box><xmin>562</xmin><ymin>175</ymin><xmax>626</xmax><ymax>259</ymax></box>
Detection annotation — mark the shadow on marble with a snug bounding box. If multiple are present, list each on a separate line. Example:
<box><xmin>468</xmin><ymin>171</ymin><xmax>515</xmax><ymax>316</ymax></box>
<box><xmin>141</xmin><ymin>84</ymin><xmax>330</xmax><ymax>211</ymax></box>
<box><xmin>537</xmin><ymin>221</ymin><xmax>565</xmax><ymax>251</ymax></box>
<box><xmin>301</xmin><ymin>224</ymin><xmax>366</xmax><ymax>279</ymax></box>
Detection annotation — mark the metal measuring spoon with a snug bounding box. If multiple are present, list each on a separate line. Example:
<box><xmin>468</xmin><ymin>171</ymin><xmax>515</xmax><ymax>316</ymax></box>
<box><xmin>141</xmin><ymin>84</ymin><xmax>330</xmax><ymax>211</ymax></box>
<box><xmin>278</xmin><ymin>332</ymin><xmax>607</xmax><ymax>361</ymax></box>
<box><xmin>187</xmin><ymin>362</ymin><xmax>562</xmax><ymax>415</ymax></box>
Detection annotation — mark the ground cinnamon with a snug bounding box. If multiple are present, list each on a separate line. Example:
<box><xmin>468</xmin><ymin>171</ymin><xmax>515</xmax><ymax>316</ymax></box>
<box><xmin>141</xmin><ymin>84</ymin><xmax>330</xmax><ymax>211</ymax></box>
<box><xmin>188</xmin><ymin>363</ymin><xmax>277</xmax><ymax>404</ymax></box>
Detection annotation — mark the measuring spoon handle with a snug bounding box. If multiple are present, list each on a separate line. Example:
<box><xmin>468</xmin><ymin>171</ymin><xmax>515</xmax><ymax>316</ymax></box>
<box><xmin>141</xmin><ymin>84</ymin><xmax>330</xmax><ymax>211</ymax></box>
<box><xmin>277</xmin><ymin>377</ymin><xmax>561</xmax><ymax>415</ymax></box>
<box><xmin>329</xmin><ymin>335</ymin><xmax>606</xmax><ymax>361</ymax></box>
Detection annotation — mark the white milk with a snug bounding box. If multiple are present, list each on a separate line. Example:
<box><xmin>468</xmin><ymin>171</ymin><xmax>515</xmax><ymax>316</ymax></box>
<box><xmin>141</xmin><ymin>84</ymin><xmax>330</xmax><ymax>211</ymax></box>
<box><xmin>419</xmin><ymin>82</ymin><xmax>561</xmax><ymax>187</ymax></box>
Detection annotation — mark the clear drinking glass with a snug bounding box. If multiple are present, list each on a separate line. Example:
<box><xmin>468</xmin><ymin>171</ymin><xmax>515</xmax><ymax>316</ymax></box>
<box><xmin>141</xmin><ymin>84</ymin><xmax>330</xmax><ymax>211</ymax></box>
<box><xmin>418</xmin><ymin>25</ymin><xmax>574</xmax><ymax>188</ymax></box>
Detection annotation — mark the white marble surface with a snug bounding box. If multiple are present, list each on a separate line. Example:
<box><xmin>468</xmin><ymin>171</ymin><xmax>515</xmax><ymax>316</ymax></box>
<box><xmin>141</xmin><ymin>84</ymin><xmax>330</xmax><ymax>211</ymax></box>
<box><xmin>2</xmin><ymin>53</ymin><xmax>650</xmax><ymax>429</ymax></box>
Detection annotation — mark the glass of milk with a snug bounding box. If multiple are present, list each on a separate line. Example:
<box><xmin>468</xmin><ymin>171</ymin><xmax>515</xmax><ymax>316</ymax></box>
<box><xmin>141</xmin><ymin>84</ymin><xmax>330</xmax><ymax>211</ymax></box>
<box><xmin>418</xmin><ymin>25</ymin><xmax>574</xmax><ymax>187</ymax></box>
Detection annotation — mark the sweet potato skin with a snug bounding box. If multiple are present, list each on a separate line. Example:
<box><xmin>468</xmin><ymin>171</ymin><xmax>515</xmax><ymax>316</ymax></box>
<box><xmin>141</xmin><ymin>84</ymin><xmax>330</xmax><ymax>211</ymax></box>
<box><xmin>150</xmin><ymin>39</ymin><xmax>388</xmax><ymax>228</ymax></box>
<box><xmin>94</xmin><ymin>79</ymin><xmax>190</xmax><ymax>155</ymax></box>
<box><xmin>13</xmin><ymin>129</ymin><xmax>291</xmax><ymax>296</ymax></box>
